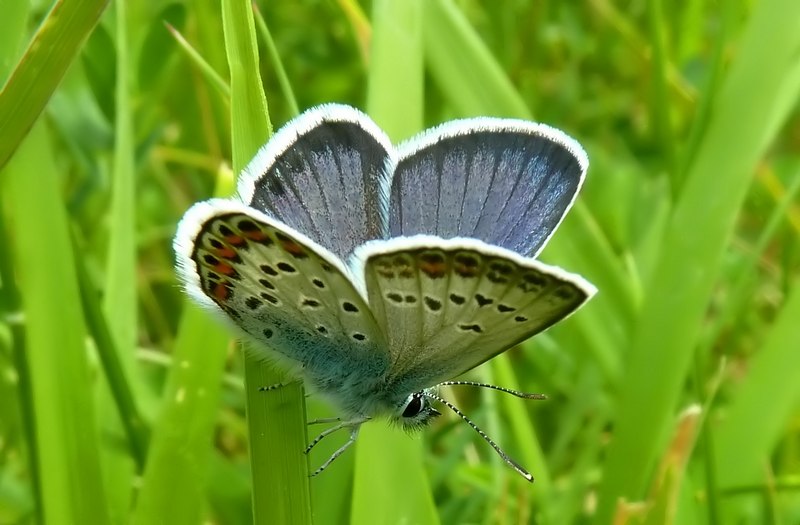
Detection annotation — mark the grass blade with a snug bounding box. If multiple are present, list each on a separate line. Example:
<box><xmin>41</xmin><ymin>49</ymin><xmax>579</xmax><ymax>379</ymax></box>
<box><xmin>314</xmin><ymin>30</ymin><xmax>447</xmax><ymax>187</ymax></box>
<box><xmin>423</xmin><ymin>0</ymin><xmax>530</xmax><ymax>119</ymax></box>
<box><xmin>2</xmin><ymin>121</ymin><xmax>110</xmax><ymax>525</ymax></box>
<box><xmin>714</xmin><ymin>278</ymin><xmax>800</xmax><ymax>516</ymax></box>
<box><xmin>595</xmin><ymin>0</ymin><xmax>800</xmax><ymax>520</ymax></box>
<box><xmin>131</xmin><ymin>305</ymin><xmax>232</xmax><ymax>524</ymax></box>
<box><xmin>646</xmin><ymin>0</ymin><xmax>678</xmax><ymax>193</ymax></box>
<box><xmin>0</xmin><ymin>0</ymin><xmax>109</xmax><ymax>168</ymax></box>
<box><xmin>253</xmin><ymin>5</ymin><xmax>299</xmax><ymax>116</ymax></box>
<box><xmin>221</xmin><ymin>0</ymin><xmax>312</xmax><ymax>522</ymax></box>
<box><xmin>166</xmin><ymin>22</ymin><xmax>231</xmax><ymax>101</ymax></box>
<box><xmin>352</xmin><ymin>1</ymin><xmax>438</xmax><ymax>523</ymax></box>
<box><xmin>72</xmin><ymin>227</ymin><xmax>148</xmax><ymax>469</ymax></box>
<box><xmin>98</xmin><ymin>2</ymin><xmax>144</xmax><ymax>518</ymax></box>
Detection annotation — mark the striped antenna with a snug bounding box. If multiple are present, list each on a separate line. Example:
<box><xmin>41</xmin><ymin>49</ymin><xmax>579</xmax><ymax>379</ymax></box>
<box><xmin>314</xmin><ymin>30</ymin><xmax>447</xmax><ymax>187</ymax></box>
<box><xmin>422</xmin><ymin>390</ymin><xmax>534</xmax><ymax>482</ymax></box>
<box><xmin>439</xmin><ymin>380</ymin><xmax>547</xmax><ymax>400</ymax></box>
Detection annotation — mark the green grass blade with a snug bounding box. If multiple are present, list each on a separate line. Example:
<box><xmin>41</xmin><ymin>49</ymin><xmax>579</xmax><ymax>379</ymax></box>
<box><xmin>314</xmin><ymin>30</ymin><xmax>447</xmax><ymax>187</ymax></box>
<box><xmin>2</xmin><ymin>122</ymin><xmax>110</xmax><ymax>524</ymax></box>
<box><xmin>338</xmin><ymin>0</ymin><xmax>372</xmax><ymax>63</ymax></box>
<box><xmin>244</xmin><ymin>366</ymin><xmax>310</xmax><ymax>524</ymax></box>
<box><xmin>221</xmin><ymin>1</ymin><xmax>312</xmax><ymax>523</ymax></box>
<box><xmin>253</xmin><ymin>5</ymin><xmax>299</xmax><ymax>116</ymax></box>
<box><xmin>100</xmin><ymin>2</ymin><xmax>142</xmax><ymax>518</ymax></box>
<box><xmin>423</xmin><ymin>0</ymin><xmax>530</xmax><ymax>119</ymax></box>
<box><xmin>646</xmin><ymin>0</ymin><xmax>678</xmax><ymax>193</ymax></box>
<box><xmin>714</xmin><ymin>279</ymin><xmax>800</xmax><ymax>517</ymax></box>
<box><xmin>365</xmin><ymin>0</ymin><xmax>423</xmax><ymax>139</ymax></box>
<box><xmin>0</xmin><ymin>5</ymin><xmax>40</xmax><ymax>519</ymax></box>
<box><xmin>223</xmin><ymin>0</ymin><xmax>271</xmax><ymax>169</ymax></box>
<box><xmin>0</xmin><ymin>207</ymin><xmax>40</xmax><ymax>523</ymax></box>
<box><xmin>166</xmin><ymin>22</ymin><xmax>231</xmax><ymax>101</ymax></box>
<box><xmin>351</xmin><ymin>1</ymin><xmax>438</xmax><ymax>523</ymax></box>
<box><xmin>595</xmin><ymin>0</ymin><xmax>800</xmax><ymax>520</ymax></box>
<box><xmin>0</xmin><ymin>0</ymin><xmax>28</xmax><ymax>74</ymax></box>
<box><xmin>72</xmin><ymin>227</ymin><xmax>148</xmax><ymax>469</ymax></box>
<box><xmin>700</xmin><ymin>169</ymin><xmax>800</xmax><ymax>355</ymax></box>
<box><xmin>0</xmin><ymin>0</ymin><xmax>109</xmax><ymax>169</ymax></box>
<box><xmin>351</xmin><ymin>426</ymin><xmax>438</xmax><ymax>525</ymax></box>
<box><xmin>131</xmin><ymin>168</ymin><xmax>235</xmax><ymax>525</ymax></box>
<box><xmin>130</xmin><ymin>305</ymin><xmax>232</xmax><ymax>524</ymax></box>
<box><xmin>104</xmin><ymin>0</ymin><xmax>137</xmax><ymax>360</ymax></box>
<box><xmin>680</xmin><ymin>2</ymin><xmax>737</xmax><ymax>175</ymax></box>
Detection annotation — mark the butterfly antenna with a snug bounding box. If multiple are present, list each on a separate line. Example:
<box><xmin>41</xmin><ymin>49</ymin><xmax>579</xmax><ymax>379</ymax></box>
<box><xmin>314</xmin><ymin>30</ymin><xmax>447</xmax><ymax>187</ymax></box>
<box><xmin>439</xmin><ymin>381</ymin><xmax>547</xmax><ymax>400</ymax></box>
<box><xmin>423</xmin><ymin>391</ymin><xmax>534</xmax><ymax>482</ymax></box>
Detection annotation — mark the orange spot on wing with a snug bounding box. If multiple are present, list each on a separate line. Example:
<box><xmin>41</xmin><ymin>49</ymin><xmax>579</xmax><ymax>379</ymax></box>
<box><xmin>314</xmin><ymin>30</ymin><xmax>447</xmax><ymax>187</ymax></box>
<box><xmin>454</xmin><ymin>264</ymin><xmax>480</xmax><ymax>278</ymax></box>
<box><xmin>225</xmin><ymin>234</ymin><xmax>246</xmax><ymax>246</ymax></box>
<box><xmin>215</xmin><ymin>246</ymin><xmax>238</xmax><ymax>259</ymax></box>
<box><xmin>212</xmin><ymin>282</ymin><xmax>231</xmax><ymax>302</ymax></box>
<box><xmin>419</xmin><ymin>261</ymin><xmax>447</xmax><ymax>278</ymax></box>
<box><xmin>214</xmin><ymin>263</ymin><xmax>236</xmax><ymax>275</ymax></box>
<box><xmin>281</xmin><ymin>240</ymin><xmax>306</xmax><ymax>257</ymax></box>
<box><xmin>244</xmin><ymin>230</ymin><xmax>268</xmax><ymax>241</ymax></box>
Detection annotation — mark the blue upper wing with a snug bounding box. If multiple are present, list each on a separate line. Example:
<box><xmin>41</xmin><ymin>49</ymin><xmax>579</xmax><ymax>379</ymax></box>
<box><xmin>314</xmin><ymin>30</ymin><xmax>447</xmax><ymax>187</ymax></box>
<box><xmin>237</xmin><ymin>104</ymin><xmax>393</xmax><ymax>259</ymax></box>
<box><xmin>387</xmin><ymin>119</ymin><xmax>588</xmax><ymax>257</ymax></box>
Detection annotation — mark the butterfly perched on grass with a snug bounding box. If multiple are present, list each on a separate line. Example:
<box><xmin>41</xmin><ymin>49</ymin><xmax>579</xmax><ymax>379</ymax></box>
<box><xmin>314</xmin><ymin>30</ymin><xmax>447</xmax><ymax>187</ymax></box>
<box><xmin>174</xmin><ymin>104</ymin><xmax>595</xmax><ymax>480</ymax></box>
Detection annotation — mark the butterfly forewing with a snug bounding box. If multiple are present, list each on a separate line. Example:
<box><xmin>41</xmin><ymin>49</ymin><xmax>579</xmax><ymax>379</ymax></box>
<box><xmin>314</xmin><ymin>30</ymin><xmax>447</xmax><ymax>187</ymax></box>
<box><xmin>237</xmin><ymin>104</ymin><xmax>394</xmax><ymax>259</ymax></box>
<box><xmin>389</xmin><ymin>121</ymin><xmax>588</xmax><ymax>257</ymax></box>
<box><xmin>176</xmin><ymin>201</ymin><xmax>389</xmax><ymax>374</ymax></box>
<box><xmin>353</xmin><ymin>236</ymin><xmax>596</xmax><ymax>393</ymax></box>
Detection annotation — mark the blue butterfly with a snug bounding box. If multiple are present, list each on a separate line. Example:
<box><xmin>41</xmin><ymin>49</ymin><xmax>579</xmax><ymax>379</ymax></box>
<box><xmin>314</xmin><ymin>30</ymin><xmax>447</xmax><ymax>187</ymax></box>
<box><xmin>174</xmin><ymin>104</ymin><xmax>595</xmax><ymax>480</ymax></box>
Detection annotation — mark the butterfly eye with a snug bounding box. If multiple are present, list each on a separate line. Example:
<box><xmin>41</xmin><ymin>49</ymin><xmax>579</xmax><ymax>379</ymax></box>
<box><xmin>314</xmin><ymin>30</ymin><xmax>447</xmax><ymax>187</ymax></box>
<box><xmin>401</xmin><ymin>393</ymin><xmax>424</xmax><ymax>418</ymax></box>
<box><xmin>396</xmin><ymin>393</ymin><xmax>441</xmax><ymax>431</ymax></box>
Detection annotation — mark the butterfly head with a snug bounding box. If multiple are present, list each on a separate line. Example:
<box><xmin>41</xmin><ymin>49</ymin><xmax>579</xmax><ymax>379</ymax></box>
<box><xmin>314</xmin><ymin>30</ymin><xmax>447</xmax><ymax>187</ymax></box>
<box><xmin>393</xmin><ymin>391</ymin><xmax>441</xmax><ymax>431</ymax></box>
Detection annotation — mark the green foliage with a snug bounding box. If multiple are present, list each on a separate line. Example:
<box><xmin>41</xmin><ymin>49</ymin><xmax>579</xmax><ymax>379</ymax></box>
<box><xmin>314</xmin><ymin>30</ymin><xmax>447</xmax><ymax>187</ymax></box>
<box><xmin>1</xmin><ymin>0</ymin><xmax>799</xmax><ymax>523</ymax></box>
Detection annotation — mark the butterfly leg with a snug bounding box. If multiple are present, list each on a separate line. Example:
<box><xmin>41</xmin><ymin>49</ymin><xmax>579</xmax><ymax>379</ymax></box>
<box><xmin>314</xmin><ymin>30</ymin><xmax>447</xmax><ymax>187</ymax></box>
<box><xmin>258</xmin><ymin>382</ymin><xmax>290</xmax><ymax>392</ymax></box>
<box><xmin>308</xmin><ymin>417</ymin><xmax>342</xmax><ymax>425</ymax></box>
<box><xmin>310</xmin><ymin>426</ymin><xmax>362</xmax><ymax>477</ymax></box>
<box><xmin>258</xmin><ymin>381</ymin><xmax>314</xmax><ymax>398</ymax></box>
<box><xmin>305</xmin><ymin>417</ymin><xmax>368</xmax><ymax>454</ymax></box>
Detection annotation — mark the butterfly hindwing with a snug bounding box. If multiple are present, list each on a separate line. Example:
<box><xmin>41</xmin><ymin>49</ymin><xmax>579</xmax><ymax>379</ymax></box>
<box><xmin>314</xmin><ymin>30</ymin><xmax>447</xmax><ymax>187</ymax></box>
<box><xmin>351</xmin><ymin>236</ymin><xmax>596</xmax><ymax>394</ymax></box>
<box><xmin>237</xmin><ymin>104</ymin><xmax>394</xmax><ymax>259</ymax></box>
<box><xmin>388</xmin><ymin>120</ymin><xmax>588</xmax><ymax>257</ymax></box>
<box><xmin>174</xmin><ymin>200</ymin><xmax>389</xmax><ymax>376</ymax></box>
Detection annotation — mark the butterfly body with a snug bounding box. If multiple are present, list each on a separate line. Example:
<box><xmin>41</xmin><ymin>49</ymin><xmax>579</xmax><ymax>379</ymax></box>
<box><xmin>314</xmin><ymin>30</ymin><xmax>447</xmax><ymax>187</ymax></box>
<box><xmin>174</xmin><ymin>104</ymin><xmax>596</xmax><ymax>477</ymax></box>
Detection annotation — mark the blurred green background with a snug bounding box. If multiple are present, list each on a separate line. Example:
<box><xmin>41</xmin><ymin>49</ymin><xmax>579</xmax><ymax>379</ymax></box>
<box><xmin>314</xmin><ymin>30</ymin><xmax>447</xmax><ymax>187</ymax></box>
<box><xmin>1</xmin><ymin>0</ymin><xmax>799</xmax><ymax>524</ymax></box>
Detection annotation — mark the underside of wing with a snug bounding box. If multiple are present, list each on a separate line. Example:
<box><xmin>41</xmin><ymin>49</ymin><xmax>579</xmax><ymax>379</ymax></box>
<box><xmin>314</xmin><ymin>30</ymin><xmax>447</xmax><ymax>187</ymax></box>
<box><xmin>350</xmin><ymin>236</ymin><xmax>596</xmax><ymax>394</ymax></box>
<box><xmin>237</xmin><ymin>104</ymin><xmax>393</xmax><ymax>259</ymax></box>
<box><xmin>174</xmin><ymin>200</ymin><xmax>390</xmax><ymax>382</ymax></box>
<box><xmin>388</xmin><ymin>119</ymin><xmax>587</xmax><ymax>257</ymax></box>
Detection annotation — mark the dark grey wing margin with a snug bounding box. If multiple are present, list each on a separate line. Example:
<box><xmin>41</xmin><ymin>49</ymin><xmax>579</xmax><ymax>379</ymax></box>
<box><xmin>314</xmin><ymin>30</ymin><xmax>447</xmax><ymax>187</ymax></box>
<box><xmin>238</xmin><ymin>104</ymin><xmax>393</xmax><ymax>260</ymax></box>
<box><xmin>388</xmin><ymin>119</ymin><xmax>588</xmax><ymax>257</ymax></box>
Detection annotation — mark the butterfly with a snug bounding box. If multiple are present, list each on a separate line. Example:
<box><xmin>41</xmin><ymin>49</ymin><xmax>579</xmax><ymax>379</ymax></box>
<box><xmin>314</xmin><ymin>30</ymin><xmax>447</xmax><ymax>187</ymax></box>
<box><xmin>173</xmin><ymin>104</ymin><xmax>596</xmax><ymax>481</ymax></box>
